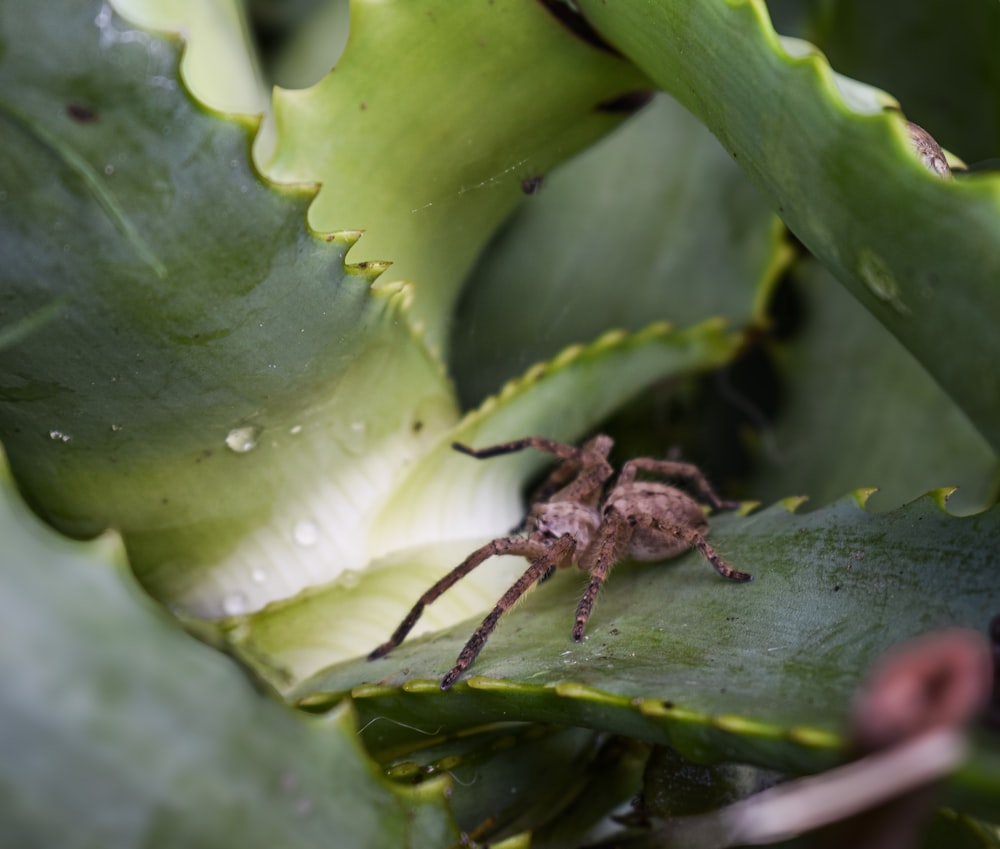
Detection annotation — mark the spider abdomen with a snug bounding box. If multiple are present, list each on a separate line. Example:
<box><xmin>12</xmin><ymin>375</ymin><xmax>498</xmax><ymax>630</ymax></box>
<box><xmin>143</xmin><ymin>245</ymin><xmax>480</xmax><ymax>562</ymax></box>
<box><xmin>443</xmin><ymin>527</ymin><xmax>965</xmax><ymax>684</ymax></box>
<box><xmin>531</xmin><ymin>500</ymin><xmax>600</xmax><ymax>551</ymax></box>
<box><xmin>607</xmin><ymin>483</ymin><xmax>708</xmax><ymax>562</ymax></box>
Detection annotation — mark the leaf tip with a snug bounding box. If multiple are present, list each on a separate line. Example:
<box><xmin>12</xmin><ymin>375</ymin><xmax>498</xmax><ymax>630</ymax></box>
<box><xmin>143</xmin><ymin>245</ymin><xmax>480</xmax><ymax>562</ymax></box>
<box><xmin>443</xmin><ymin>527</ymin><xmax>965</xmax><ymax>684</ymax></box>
<box><xmin>851</xmin><ymin>487</ymin><xmax>880</xmax><ymax>509</ymax></box>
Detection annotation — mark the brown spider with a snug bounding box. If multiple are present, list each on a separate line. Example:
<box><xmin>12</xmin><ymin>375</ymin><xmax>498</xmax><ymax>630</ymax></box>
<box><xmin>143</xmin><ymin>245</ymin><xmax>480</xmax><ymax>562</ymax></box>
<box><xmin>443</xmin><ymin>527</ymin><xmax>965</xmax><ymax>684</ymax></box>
<box><xmin>369</xmin><ymin>434</ymin><xmax>751</xmax><ymax>689</ymax></box>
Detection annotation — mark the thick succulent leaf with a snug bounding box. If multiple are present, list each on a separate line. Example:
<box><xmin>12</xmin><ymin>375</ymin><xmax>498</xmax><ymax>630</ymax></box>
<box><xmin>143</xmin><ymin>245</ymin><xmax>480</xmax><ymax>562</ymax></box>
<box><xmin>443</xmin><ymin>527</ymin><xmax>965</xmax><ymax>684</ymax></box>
<box><xmin>110</xmin><ymin>0</ymin><xmax>270</xmax><ymax>116</ymax></box>
<box><xmin>224</xmin><ymin>320</ymin><xmax>743</xmax><ymax>689</ymax></box>
<box><xmin>753</xmin><ymin>259</ymin><xmax>999</xmax><ymax>513</ymax></box>
<box><xmin>0</xmin><ymin>0</ymin><xmax>456</xmax><ymax>617</ymax></box>
<box><xmin>384</xmin><ymin>724</ymin><xmax>610</xmax><ymax>843</ymax></box>
<box><xmin>259</xmin><ymin>0</ymin><xmax>651</xmax><ymax>351</ymax></box>
<box><xmin>451</xmin><ymin>93</ymin><xmax>790</xmax><ymax>406</ymax></box>
<box><xmin>295</xmin><ymin>493</ymin><xmax>1000</xmax><ymax>818</ymax></box>
<box><xmin>767</xmin><ymin>0</ymin><xmax>1000</xmax><ymax>164</ymax></box>
<box><xmin>0</xmin><ymin>449</ymin><xmax>460</xmax><ymax>849</ymax></box>
<box><xmin>575</xmin><ymin>0</ymin><xmax>1000</xmax><ymax>454</ymax></box>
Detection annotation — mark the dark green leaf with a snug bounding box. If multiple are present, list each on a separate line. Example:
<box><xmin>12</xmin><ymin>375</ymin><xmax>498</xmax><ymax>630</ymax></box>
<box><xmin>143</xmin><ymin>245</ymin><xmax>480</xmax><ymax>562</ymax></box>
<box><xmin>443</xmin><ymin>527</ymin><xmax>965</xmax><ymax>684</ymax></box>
<box><xmin>296</xmin><ymin>493</ymin><xmax>1000</xmax><ymax>818</ymax></box>
<box><xmin>0</xmin><ymin>449</ymin><xmax>459</xmax><ymax>849</ymax></box>
<box><xmin>577</xmin><ymin>0</ymin><xmax>1000</xmax><ymax>453</ymax></box>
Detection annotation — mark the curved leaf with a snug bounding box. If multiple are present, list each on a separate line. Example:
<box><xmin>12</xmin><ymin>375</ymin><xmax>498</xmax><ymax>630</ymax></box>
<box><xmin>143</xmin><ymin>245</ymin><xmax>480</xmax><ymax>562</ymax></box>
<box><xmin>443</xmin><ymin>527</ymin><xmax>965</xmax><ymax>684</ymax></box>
<box><xmin>110</xmin><ymin>0</ymin><xmax>270</xmax><ymax>116</ymax></box>
<box><xmin>778</xmin><ymin>0</ymin><xmax>1000</xmax><ymax>164</ymax></box>
<box><xmin>0</xmin><ymin>448</ymin><xmax>459</xmax><ymax>849</ymax></box>
<box><xmin>753</xmin><ymin>259</ymin><xmax>999</xmax><ymax>513</ymax></box>
<box><xmin>452</xmin><ymin>92</ymin><xmax>789</xmax><ymax>405</ymax></box>
<box><xmin>295</xmin><ymin>493</ymin><xmax>1000</xmax><ymax>818</ymax></box>
<box><xmin>259</xmin><ymin>0</ymin><xmax>650</xmax><ymax>350</ymax></box>
<box><xmin>0</xmin><ymin>0</ymin><xmax>456</xmax><ymax>617</ymax></box>
<box><xmin>576</xmin><ymin>0</ymin><xmax>1000</xmax><ymax>453</ymax></box>
<box><xmin>224</xmin><ymin>320</ymin><xmax>743</xmax><ymax>689</ymax></box>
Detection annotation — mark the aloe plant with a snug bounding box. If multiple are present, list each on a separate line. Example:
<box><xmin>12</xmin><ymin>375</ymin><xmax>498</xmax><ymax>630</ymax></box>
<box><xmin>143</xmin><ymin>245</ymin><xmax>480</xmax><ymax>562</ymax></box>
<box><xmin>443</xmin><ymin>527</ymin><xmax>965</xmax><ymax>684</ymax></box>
<box><xmin>2</xmin><ymin>0</ymin><xmax>999</xmax><ymax>846</ymax></box>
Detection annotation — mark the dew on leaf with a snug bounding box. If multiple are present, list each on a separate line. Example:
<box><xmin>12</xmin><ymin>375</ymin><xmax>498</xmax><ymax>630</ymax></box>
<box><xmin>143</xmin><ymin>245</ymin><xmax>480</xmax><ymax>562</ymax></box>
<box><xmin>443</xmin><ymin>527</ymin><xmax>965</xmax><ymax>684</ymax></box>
<box><xmin>225</xmin><ymin>425</ymin><xmax>261</xmax><ymax>454</ymax></box>
<box><xmin>48</xmin><ymin>429</ymin><xmax>71</xmax><ymax>442</ymax></box>
<box><xmin>858</xmin><ymin>249</ymin><xmax>909</xmax><ymax>315</ymax></box>
<box><xmin>292</xmin><ymin>519</ymin><xmax>320</xmax><ymax>548</ymax></box>
<box><xmin>335</xmin><ymin>419</ymin><xmax>368</xmax><ymax>455</ymax></box>
<box><xmin>222</xmin><ymin>592</ymin><xmax>249</xmax><ymax>616</ymax></box>
<box><xmin>338</xmin><ymin>569</ymin><xmax>361</xmax><ymax>589</ymax></box>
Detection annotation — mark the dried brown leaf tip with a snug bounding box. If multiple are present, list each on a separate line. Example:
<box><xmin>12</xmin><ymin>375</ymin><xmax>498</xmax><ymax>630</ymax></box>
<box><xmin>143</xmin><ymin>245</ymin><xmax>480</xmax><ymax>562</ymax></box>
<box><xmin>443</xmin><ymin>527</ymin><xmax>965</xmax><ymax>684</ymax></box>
<box><xmin>851</xmin><ymin>627</ymin><xmax>993</xmax><ymax>753</ymax></box>
<box><xmin>906</xmin><ymin>122</ymin><xmax>951</xmax><ymax>178</ymax></box>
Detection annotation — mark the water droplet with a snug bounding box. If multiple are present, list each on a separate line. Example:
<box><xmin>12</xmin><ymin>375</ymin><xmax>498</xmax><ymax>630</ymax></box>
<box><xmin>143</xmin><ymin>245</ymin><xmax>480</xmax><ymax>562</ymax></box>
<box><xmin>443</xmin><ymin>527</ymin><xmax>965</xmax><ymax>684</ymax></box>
<box><xmin>110</xmin><ymin>423</ymin><xmax>122</xmax><ymax>432</ymax></box>
<box><xmin>250</xmin><ymin>568</ymin><xmax>267</xmax><ymax>584</ymax></box>
<box><xmin>225</xmin><ymin>425</ymin><xmax>260</xmax><ymax>454</ymax></box>
<box><xmin>103</xmin><ymin>164</ymin><xmax>114</xmax><ymax>176</ymax></box>
<box><xmin>858</xmin><ymin>249</ymin><xmax>909</xmax><ymax>316</ymax></box>
<box><xmin>338</xmin><ymin>569</ymin><xmax>361</xmax><ymax>589</ymax></box>
<box><xmin>292</xmin><ymin>519</ymin><xmax>319</xmax><ymax>548</ymax></box>
<box><xmin>48</xmin><ymin>429</ymin><xmax>71</xmax><ymax>442</ymax></box>
<box><xmin>289</xmin><ymin>425</ymin><xmax>303</xmax><ymax>435</ymax></box>
<box><xmin>336</xmin><ymin>419</ymin><xmax>368</xmax><ymax>455</ymax></box>
<box><xmin>222</xmin><ymin>592</ymin><xmax>248</xmax><ymax>616</ymax></box>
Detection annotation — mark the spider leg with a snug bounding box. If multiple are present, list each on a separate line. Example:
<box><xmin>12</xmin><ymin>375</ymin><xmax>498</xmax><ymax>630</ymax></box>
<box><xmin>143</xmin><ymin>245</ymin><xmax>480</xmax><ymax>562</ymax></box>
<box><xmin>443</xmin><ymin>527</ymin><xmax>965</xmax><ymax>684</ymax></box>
<box><xmin>441</xmin><ymin>534</ymin><xmax>576</xmax><ymax>689</ymax></box>
<box><xmin>643</xmin><ymin>516</ymin><xmax>752</xmax><ymax>582</ymax></box>
<box><xmin>538</xmin><ymin>564</ymin><xmax>558</xmax><ymax>584</ymax></box>
<box><xmin>573</xmin><ymin>511</ymin><xmax>632</xmax><ymax>641</ymax></box>
<box><xmin>616</xmin><ymin>458</ymin><xmax>738</xmax><ymax>511</ymax></box>
<box><xmin>529</xmin><ymin>456</ymin><xmax>583</xmax><ymax>504</ymax></box>
<box><xmin>368</xmin><ymin>536</ymin><xmax>548</xmax><ymax>661</ymax></box>
<box><xmin>452</xmin><ymin>436</ymin><xmax>582</xmax><ymax>461</ymax></box>
<box><xmin>454</xmin><ymin>435</ymin><xmax>616</xmax><ymax>508</ymax></box>
<box><xmin>692</xmin><ymin>535</ymin><xmax>752</xmax><ymax>582</ymax></box>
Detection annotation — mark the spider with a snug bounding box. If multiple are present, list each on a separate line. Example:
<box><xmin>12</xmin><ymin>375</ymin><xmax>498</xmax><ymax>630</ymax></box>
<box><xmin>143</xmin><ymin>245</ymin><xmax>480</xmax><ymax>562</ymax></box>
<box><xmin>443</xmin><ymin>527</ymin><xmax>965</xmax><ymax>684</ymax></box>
<box><xmin>369</xmin><ymin>434</ymin><xmax>751</xmax><ymax>689</ymax></box>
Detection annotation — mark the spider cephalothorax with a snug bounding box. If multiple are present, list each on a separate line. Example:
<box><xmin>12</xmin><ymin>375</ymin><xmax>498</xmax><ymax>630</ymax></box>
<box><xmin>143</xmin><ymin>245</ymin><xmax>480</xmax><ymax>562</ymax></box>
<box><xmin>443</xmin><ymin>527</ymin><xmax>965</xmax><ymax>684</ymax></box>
<box><xmin>369</xmin><ymin>435</ymin><xmax>751</xmax><ymax>689</ymax></box>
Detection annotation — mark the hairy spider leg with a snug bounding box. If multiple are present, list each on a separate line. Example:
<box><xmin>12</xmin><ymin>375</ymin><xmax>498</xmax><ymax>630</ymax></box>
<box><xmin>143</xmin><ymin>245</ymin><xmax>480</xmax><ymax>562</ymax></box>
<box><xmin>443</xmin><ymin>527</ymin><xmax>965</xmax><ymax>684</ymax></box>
<box><xmin>692</xmin><ymin>536</ymin><xmax>752</xmax><ymax>582</ymax></box>
<box><xmin>441</xmin><ymin>534</ymin><xmax>577</xmax><ymax>689</ymax></box>
<box><xmin>453</xmin><ymin>434</ymin><xmax>616</xmax><ymax>509</ymax></box>
<box><xmin>571</xmin><ymin>512</ymin><xmax>752</xmax><ymax>642</ymax></box>
<box><xmin>647</xmin><ymin>516</ymin><xmax>753</xmax><ymax>582</ymax></box>
<box><xmin>572</xmin><ymin>511</ymin><xmax>632</xmax><ymax>641</ymax></box>
<box><xmin>368</xmin><ymin>536</ymin><xmax>549</xmax><ymax>661</ymax></box>
<box><xmin>451</xmin><ymin>436</ymin><xmax>586</xmax><ymax>461</ymax></box>
<box><xmin>616</xmin><ymin>458</ymin><xmax>739</xmax><ymax>511</ymax></box>
<box><xmin>529</xmin><ymin>455</ymin><xmax>583</xmax><ymax>504</ymax></box>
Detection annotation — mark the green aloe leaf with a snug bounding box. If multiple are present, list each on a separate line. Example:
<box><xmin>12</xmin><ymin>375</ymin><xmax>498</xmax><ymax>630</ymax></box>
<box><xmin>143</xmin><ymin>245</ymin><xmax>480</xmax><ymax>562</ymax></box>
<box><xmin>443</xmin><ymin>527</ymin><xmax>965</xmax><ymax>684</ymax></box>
<box><xmin>224</xmin><ymin>320</ymin><xmax>743</xmax><ymax>690</ymax></box>
<box><xmin>452</xmin><ymin>92</ymin><xmax>790</xmax><ymax>406</ymax></box>
<box><xmin>0</xmin><ymin>449</ymin><xmax>460</xmax><ymax>849</ymax></box>
<box><xmin>770</xmin><ymin>0</ymin><xmax>1000</xmax><ymax>164</ymax></box>
<box><xmin>295</xmin><ymin>493</ymin><xmax>1000</xmax><ymax>818</ymax></box>
<box><xmin>110</xmin><ymin>0</ymin><xmax>270</xmax><ymax>115</ymax></box>
<box><xmin>258</xmin><ymin>0</ymin><xmax>650</xmax><ymax>351</ymax></box>
<box><xmin>753</xmin><ymin>258</ymin><xmax>999</xmax><ymax>514</ymax></box>
<box><xmin>575</xmin><ymin>0</ymin><xmax>1000</xmax><ymax>453</ymax></box>
<box><xmin>0</xmin><ymin>0</ymin><xmax>457</xmax><ymax>619</ymax></box>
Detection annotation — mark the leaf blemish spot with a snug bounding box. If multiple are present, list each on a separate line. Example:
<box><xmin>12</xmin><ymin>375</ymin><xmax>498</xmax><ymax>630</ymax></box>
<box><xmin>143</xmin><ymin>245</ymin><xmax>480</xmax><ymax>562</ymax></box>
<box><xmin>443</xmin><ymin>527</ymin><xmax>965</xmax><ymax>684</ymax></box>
<box><xmin>66</xmin><ymin>103</ymin><xmax>97</xmax><ymax>123</ymax></box>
